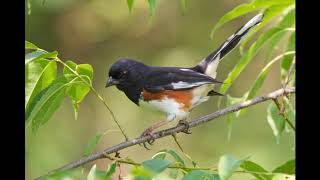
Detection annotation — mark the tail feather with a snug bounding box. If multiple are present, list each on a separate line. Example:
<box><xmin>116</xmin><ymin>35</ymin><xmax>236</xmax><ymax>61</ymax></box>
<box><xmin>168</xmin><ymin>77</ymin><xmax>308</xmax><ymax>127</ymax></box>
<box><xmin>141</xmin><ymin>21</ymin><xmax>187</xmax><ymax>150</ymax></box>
<box><xmin>193</xmin><ymin>13</ymin><xmax>264</xmax><ymax>78</ymax></box>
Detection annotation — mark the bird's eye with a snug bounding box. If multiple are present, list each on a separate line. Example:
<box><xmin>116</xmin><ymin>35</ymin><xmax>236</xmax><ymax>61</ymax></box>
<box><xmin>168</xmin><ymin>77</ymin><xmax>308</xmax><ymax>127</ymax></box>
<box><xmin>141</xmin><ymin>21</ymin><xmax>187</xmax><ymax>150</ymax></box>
<box><xmin>116</xmin><ymin>70</ymin><xmax>127</xmax><ymax>79</ymax></box>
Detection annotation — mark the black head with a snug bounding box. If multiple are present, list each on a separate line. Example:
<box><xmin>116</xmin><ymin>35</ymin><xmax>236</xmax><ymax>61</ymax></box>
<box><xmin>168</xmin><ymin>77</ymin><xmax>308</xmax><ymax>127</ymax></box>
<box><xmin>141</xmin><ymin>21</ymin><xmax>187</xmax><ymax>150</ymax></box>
<box><xmin>106</xmin><ymin>58</ymin><xmax>147</xmax><ymax>90</ymax></box>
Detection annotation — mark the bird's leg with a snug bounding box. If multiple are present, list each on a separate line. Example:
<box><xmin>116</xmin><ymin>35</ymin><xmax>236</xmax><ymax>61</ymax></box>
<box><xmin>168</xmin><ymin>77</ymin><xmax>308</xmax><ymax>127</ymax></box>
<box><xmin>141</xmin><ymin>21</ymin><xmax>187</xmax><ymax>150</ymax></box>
<box><xmin>177</xmin><ymin>118</ymin><xmax>192</xmax><ymax>134</ymax></box>
<box><xmin>140</xmin><ymin>115</ymin><xmax>176</xmax><ymax>149</ymax></box>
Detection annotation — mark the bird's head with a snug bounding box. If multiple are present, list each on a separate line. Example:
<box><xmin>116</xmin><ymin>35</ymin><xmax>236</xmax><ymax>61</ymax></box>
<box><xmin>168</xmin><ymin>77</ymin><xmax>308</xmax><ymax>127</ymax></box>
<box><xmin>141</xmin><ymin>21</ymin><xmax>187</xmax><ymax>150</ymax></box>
<box><xmin>106</xmin><ymin>58</ymin><xmax>146</xmax><ymax>90</ymax></box>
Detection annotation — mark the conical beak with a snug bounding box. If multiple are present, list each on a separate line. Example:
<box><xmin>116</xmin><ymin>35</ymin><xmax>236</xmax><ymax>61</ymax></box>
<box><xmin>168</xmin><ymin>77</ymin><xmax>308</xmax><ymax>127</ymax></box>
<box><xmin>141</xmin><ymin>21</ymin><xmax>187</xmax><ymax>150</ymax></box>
<box><xmin>105</xmin><ymin>77</ymin><xmax>119</xmax><ymax>87</ymax></box>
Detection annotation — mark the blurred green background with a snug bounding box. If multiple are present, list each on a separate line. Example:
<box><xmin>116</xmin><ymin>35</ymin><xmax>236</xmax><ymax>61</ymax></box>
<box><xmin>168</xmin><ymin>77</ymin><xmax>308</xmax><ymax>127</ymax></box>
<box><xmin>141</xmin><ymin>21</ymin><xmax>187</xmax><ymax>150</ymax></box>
<box><xmin>25</xmin><ymin>0</ymin><xmax>295</xmax><ymax>179</ymax></box>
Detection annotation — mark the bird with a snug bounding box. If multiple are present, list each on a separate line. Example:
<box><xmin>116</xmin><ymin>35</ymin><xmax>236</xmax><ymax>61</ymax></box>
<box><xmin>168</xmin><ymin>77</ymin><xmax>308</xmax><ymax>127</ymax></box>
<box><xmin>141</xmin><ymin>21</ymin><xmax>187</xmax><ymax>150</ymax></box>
<box><xmin>105</xmin><ymin>13</ymin><xmax>264</xmax><ymax>148</ymax></box>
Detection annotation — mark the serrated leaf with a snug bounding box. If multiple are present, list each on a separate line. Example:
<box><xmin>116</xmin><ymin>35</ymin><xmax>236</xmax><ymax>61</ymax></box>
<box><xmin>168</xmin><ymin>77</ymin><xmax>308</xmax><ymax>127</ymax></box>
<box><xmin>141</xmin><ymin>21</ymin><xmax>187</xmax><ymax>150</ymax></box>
<box><xmin>25</xmin><ymin>41</ymin><xmax>39</xmax><ymax>50</ymax></box>
<box><xmin>26</xmin><ymin>78</ymin><xmax>67</xmax><ymax>133</ymax></box>
<box><xmin>210</xmin><ymin>0</ymin><xmax>293</xmax><ymax>38</ymax></box>
<box><xmin>127</xmin><ymin>0</ymin><xmax>134</xmax><ymax>13</ymax></box>
<box><xmin>25</xmin><ymin>59</ymin><xmax>57</xmax><ymax>110</ymax></box>
<box><xmin>267</xmin><ymin>103</ymin><xmax>285</xmax><ymax>144</ymax></box>
<box><xmin>239</xmin><ymin>4</ymin><xmax>294</xmax><ymax>54</ymax></box>
<box><xmin>148</xmin><ymin>0</ymin><xmax>156</xmax><ymax>17</ymax></box>
<box><xmin>281</xmin><ymin>32</ymin><xmax>295</xmax><ymax>82</ymax></box>
<box><xmin>240</xmin><ymin>160</ymin><xmax>272</xmax><ymax>180</ymax></box>
<box><xmin>218</xmin><ymin>154</ymin><xmax>246</xmax><ymax>180</ymax></box>
<box><xmin>84</xmin><ymin>133</ymin><xmax>103</xmax><ymax>156</ymax></box>
<box><xmin>219</xmin><ymin>27</ymin><xmax>290</xmax><ymax>95</ymax></box>
<box><xmin>183</xmin><ymin>170</ymin><xmax>220</xmax><ymax>180</ymax></box>
<box><xmin>142</xmin><ymin>159</ymin><xmax>171</xmax><ymax>174</ymax></box>
<box><xmin>63</xmin><ymin>60</ymin><xmax>93</xmax><ymax>120</ymax></box>
<box><xmin>273</xmin><ymin>159</ymin><xmax>295</xmax><ymax>175</ymax></box>
<box><xmin>25</xmin><ymin>50</ymin><xmax>58</xmax><ymax>65</ymax></box>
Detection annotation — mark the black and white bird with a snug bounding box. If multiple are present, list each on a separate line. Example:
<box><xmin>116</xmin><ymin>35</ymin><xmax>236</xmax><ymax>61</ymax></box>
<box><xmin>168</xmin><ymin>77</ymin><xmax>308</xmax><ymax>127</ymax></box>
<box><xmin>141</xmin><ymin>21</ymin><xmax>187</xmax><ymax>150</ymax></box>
<box><xmin>106</xmin><ymin>13</ymin><xmax>264</xmax><ymax>146</ymax></box>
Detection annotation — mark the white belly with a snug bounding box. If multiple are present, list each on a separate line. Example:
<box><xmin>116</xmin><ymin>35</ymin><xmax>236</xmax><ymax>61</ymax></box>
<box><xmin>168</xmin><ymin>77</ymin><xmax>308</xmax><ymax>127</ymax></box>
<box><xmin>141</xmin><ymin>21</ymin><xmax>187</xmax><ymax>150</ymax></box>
<box><xmin>139</xmin><ymin>97</ymin><xmax>189</xmax><ymax>120</ymax></box>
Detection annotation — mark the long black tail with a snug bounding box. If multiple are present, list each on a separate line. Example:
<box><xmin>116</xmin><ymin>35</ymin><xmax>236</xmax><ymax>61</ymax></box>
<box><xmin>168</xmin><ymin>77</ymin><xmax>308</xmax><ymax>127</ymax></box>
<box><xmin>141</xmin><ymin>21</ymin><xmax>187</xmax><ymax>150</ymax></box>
<box><xmin>193</xmin><ymin>13</ymin><xmax>264</xmax><ymax>78</ymax></box>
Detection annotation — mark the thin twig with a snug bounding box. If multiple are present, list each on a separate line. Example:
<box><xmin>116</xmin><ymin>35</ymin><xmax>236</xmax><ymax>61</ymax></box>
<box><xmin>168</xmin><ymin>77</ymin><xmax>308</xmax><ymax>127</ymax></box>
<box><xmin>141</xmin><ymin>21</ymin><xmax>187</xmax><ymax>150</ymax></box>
<box><xmin>55</xmin><ymin>58</ymin><xmax>129</xmax><ymax>141</ymax></box>
<box><xmin>283</xmin><ymin>56</ymin><xmax>296</xmax><ymax>89</ymax></box>
<box><xmin>272</xmin><ymin>98</ymin><xmax>296</xmax><ymax>131</ymax></box>
<box><xmin>35</xmin><ymin>87</ymin><xmax>295</xmax><ymax>180</ymax></box>
<box><xmin>172</xmin><ymin>134</ymin><xmax>197</xmax><ymax>167</ymax></box>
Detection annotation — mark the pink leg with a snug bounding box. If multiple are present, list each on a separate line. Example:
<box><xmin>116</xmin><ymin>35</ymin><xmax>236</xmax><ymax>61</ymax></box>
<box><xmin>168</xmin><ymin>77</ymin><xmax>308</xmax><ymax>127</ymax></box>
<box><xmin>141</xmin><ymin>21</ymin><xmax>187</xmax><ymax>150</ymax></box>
<box><xmin>140</xmin><ymin>115</ymin><xmax>176</xmax><ymax>149</ymax></box>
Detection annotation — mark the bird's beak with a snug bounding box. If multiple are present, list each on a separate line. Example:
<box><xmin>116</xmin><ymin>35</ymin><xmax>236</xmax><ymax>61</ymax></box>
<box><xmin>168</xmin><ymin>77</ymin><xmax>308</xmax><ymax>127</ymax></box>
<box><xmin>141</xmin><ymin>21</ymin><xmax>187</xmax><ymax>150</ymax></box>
<box><xmin>105</xmin><ymin>77</ymin><xmax>119</xmax><ymax>87</ymax></box>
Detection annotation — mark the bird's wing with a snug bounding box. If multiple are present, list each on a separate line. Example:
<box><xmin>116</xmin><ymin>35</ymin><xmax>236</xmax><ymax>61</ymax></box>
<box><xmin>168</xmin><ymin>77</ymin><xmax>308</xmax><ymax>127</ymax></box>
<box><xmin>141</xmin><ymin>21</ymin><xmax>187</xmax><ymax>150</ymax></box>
<box><xmin>144</xmin><ymin>67</ymin><xmax>221</xmax><ymax>92</ymax></box>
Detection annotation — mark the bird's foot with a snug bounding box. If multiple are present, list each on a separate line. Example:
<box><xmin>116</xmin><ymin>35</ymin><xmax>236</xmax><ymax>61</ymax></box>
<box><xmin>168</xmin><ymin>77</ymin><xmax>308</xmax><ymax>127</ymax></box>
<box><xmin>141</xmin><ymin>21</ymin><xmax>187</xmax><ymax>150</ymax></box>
<box><xmin>177</xmin><ymin>119</ymin><xmax>192</xmax><ymax>134</ymax></box>
<box><xmin>139</xmin><ymin>127</ymin><xmax>157</xmax><ymax>150</ymax></box>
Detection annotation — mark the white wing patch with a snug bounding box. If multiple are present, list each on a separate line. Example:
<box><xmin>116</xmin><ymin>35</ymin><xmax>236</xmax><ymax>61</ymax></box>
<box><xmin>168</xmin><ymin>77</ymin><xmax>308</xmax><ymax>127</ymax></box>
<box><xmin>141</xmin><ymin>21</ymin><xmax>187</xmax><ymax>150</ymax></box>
<box><xmin>180</xmin><ymin>68</ymin><xmax>193</xmax><ymax>72</ymax></box>
<box><xmin>171</xmin><ymin>81</ymin><xmax>211</xmax><ymax>89</ymax></box>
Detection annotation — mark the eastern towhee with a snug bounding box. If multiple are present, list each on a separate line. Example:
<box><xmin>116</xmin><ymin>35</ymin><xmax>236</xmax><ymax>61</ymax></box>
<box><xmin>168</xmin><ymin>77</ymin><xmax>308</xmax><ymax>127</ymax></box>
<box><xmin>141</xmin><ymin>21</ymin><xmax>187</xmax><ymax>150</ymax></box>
<box><xmin>105</xmin><ymin>13</ymin><xmax>263</xmax><ymax>147</ymax></box>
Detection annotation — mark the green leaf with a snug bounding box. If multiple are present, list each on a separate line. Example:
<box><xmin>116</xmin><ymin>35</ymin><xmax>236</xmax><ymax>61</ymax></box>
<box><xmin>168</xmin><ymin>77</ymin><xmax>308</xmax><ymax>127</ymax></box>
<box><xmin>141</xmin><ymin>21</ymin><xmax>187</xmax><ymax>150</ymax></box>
<box><xmin>169</xmin><ymin>169</ymin><xmax>179</xmax><ymax>179</ymax></box>
<box><xmin>127</xmin><ymin>0</ymin><xmax>134</xmax><ymax>13</ymax></box>
<box><xmin>218</xmin><ymin>154</ymin><xmax>246</xmax><ymax>180</ymax></box>
<box><xmin>25</xmin><ymin>41</ymin><xmax>39</xmax><ymax>50</ymax></box>
<box><xmin>277</xmin><ymin>7</ymin><xmax>295</xmax><ymax>28</ymax></box>
<box><xmin>210</xmin><ymin>0</ymin><xmax>293</xmax><ymax>38</ymax></box>
<box><xmin>283</xmin><ymin>97</ymin><xmax>295</xmax><ymax>124</ymax></box>
<box><xmin>239</xmin><ymin>4</ymin><xmax>294</xmax><ymax>54</ymax></box>
<box><xmin>266</xmin><ymin>7</ymin><xmax>295</xmax><ymax>61</ymax></box>
<box><xmin>87</xmin><ymin>164</ymin><xmax>112</xmax><ymax>180</ymax></box>
<box><xmin>105</xmin><ymin>162</ymin><xmax>117</xmax><ymax>178</ymax></box>
<box><xmin>152</xmin><ymin>149</ymin><xmax>185</xmax><ymax>167</ymax></box>
<box><xmin>281</xmin><ymin>32</ymin><xmax>295</xmax><ymax>82</ymax></box>
<box><xmin>267</xmin><ymin>103</ymin><xmax>285</xmax><ymax>144</ymax></box>
<box><xmin>25</xmin><ymin>59</ymin><xmax>57</xmax><ymax>110</ymax></box>
<box><xmin>183</xmin><ymin>170</ymin><xmax>220</xmax><ymax>180</ymax></box>
<box><xmin>240</xmin><ymin>160</ymin><xmax>272</xmax><ymax>180</ymax></box>
<box><xmin>63</xmin><ymin>60</ymin><xmax>93</xmax><ymax>120</ymax></box>
<box><xmin>25</xmin><ymin>50</ymin><xmax>58</xmax><ymax>65</ymax></box>
<box><xmin>84</xmin><ymin>132</ymin><xmax>104</xmax><ymax>156</ymax></box>
<box><xmin>180</xmin><ymin>0</ymin><xmax>188</xmax><ymax>14</ymax></box>
<box><xmin>26</xmin><ymin>78</ymin><xmax>67</xmax><ymax>133</ymax></box>
<box><xmin>27</xmin><ymin>0</ymin><xmax>32</xmax><ymax>15</ymax></box>
<box><xmin>238</xmin><ymin>51</ymin><xmax>294</xmax><ymax>118</ymax></box>
<box><xmin>219</xmin><ymin>27</ymin><xmax>290</xmax><ymax>95</ymax></box>
<box><xmin>148</xmin><ymin>0</ymin><xmax>156</xmax><ymax>17</ymax></box>
<box><xmin>142</xmin><ymin>159</ymin><xmax>171</xmax><ymax>174</ymax></box>
<box><xmin>152</xmin><ymin>152</ymin><xmax>167</xmax><ymax>160</ymax></box>
<box><xmin>225</xmin><ymin>95</ymin><xmax>244</xmax><ymax>141</ymax></box>
<box><xmin>44</xmin><ymin>169</ymin><xmax>83</xmax><ymax>180</ymax></box>
<box><xmin>131</xmin><ymin>166</ymin><xmax>153</xmax><ymax>180</ymax></box>
<box><xmin>273</xmin><ymin>159</ymin><xmax>295</xmax><ymax>175</ymax></box>
<box><xmin>272</xmin><ymin>174</ymin><xmax>295</xmax><ymax>180</ymax></box>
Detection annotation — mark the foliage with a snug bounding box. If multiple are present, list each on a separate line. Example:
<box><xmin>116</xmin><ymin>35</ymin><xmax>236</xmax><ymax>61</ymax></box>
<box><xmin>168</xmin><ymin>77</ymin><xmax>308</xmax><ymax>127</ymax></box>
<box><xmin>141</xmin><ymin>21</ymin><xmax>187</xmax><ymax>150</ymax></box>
<box><xmin>25</xmin><ymin>0</ymin><xmax>295</xmax><ymax>179</ymax></box>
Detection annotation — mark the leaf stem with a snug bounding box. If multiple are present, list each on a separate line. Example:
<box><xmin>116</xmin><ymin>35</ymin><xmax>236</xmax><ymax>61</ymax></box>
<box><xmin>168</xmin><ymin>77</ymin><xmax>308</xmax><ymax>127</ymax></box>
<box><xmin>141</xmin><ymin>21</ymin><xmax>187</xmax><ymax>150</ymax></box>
<box><xmin>103</xmin><ymin>153</ymin><xmax>292</xmax><ymax>176</ymax></box>
<box><xmin>272</xmin><ymin>98</ymin><xmax>296</xmax><ymax>131</ymax></box>
<box><xmin>172</xmin><ymin>134</ymin><xmax>198</xmax><ymax>167</ymax></box>
<box><xmin>55</xmin><ymin>58</ymin><xmax>129</xmax><ymax>141</ymax></box>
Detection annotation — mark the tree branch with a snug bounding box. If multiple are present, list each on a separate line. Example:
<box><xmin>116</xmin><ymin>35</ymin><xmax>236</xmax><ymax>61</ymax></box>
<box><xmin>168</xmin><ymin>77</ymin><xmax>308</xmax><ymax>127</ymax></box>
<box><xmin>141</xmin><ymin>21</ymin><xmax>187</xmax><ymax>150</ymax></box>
<box><xmin>35</xmin><ymin>87</ymin><xmax>295</xmax><ymax>180</ymax></box>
